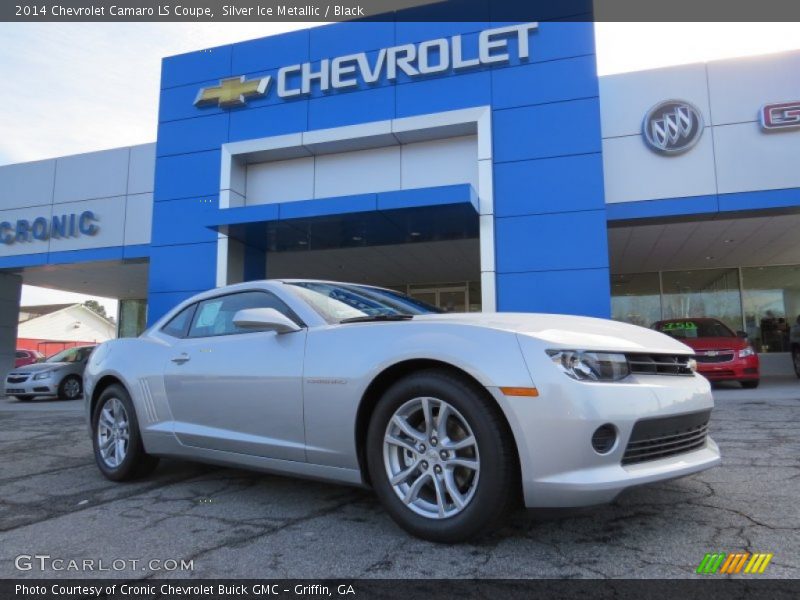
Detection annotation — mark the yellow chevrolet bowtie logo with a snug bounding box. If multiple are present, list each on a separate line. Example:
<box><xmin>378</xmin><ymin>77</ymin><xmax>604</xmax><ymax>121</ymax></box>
<box><xmin>194</xmin><ymin>75</ymin><xmax>271</xmax><ymax>108</ymax></box>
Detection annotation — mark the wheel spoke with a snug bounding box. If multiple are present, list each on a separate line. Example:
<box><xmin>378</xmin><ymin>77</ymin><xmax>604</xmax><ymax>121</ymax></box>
<box><xmin>115</xmin><ymin>439</ymin><xmax>126</xmax><ymax>463</ymax></box>
<box><xmin>385</xmin><ymin>433</ymin><xmax>419</xmax><ymax>455</ymax></box>
<box><xmin>448</xmin><ymin>458</ymin><xmax>479</xmax><ymax>471</ymax></box>
<box><xmin>442</xmin><ymin>435</ymin><xmax>475</xmax><ymax>451</ymax></box>
<box><xmin>431</xmin><ymin>474</ymin><xmax>447</xmax><ymax>517</ymax></box>
<box><xmin>402</xmin><ymin>472</ymin><xmax>430</xmax><ymax>505</ymax></box>
<box><xmin>99</xmin><ymin>410</ymin><xmax>114</xmax><ymax>430</ymax></box>
<box><xmin>392</xmin><ymin>415</ymin><xmax>425</xmax><ymax>443</ymax></box>
<box><xmin>420</xmin><ymin>398</ymin><xmax>434</xmax><ymax>437</ymax></box>
<box><xmin>436</xmin><ymin>403</ymin><xmax>451</xmax><ymax>436</ymax></box>
<box><xmin>390</xmin><ymin>461</ymin><xmax>419</xmax><ymax>485</ymax></box>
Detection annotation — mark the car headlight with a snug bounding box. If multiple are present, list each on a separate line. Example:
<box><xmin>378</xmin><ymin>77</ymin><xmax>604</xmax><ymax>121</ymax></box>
<box><xmin>738</xmin><ymin>346</ymin><xmax>755</xmax><ymax>358</ymax></box>
<box><xmin>546</xmin><ymin>350</ymin><xmax>630</xmax><ymax>382</ymax></box>
<box><xmin>33</xmin><ymin>370</ymin><xmax>53</xmax><ymax>380</ymax></box>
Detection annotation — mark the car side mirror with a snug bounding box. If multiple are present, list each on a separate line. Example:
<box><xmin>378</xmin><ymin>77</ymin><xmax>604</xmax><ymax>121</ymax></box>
<box><xmin>736</xmin><ymin>330</ymin><xmax>748</xmax><ymax>338</ymax></box>
<box><xmin>233</xmin><ymin>308</ymin><xmax>301</xmax><ymax>334</ymax></box>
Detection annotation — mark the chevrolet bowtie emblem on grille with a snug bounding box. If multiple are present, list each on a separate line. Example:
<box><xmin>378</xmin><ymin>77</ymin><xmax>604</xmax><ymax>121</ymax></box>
<box><xmin>194</xmin><ymin>75</ymin><xmax>271</xmax><ymax>108</ymax></box>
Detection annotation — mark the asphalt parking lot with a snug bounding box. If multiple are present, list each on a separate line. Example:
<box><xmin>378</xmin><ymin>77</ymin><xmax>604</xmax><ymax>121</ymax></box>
<box><xmin>0</xmin><ymin>379</ymin><xmax>798</xmax><ymax>579</ymax></box>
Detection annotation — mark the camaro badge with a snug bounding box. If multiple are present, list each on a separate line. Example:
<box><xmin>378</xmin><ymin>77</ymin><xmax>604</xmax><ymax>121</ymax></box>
<box><xmin>194</xmin><ymin>75</ymin><xmax>271</xmax><ymax>108</ymax></box>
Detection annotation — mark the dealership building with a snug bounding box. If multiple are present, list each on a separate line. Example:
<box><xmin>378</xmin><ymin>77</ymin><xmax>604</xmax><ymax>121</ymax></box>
<box><xmin>1</xmin><ymin>20</ymin><xmax>799</xmax><ymax>377</ymax></box>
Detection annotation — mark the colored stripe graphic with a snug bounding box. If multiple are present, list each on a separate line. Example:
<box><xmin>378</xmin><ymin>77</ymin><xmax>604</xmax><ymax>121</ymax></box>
<box><xmin>697</xmin><ymin>553</ymin><xmax>726</xmax><ymax>574</ymax></box>
<box><xmin>720</xmin><ymin>553</ymin><xmax>749</xmax><ymax>574</ymax></box>
<box><xmin>744</xmin><ymin>553</ymin><xmax>774</xmax><ymax>574</ymax></box>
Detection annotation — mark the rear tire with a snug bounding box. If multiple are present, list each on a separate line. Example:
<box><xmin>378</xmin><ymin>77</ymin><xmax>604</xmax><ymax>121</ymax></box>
<box><xmin>741</xmin><ymin>380</ymin><xmax>760</xmax><ymax>389</ymax></box>
<box><xmin>366</xmin><ymin>369</ymin><xmax>519</xmax><ymax>543</ymax></box>
<box><xmin>92</xmin><ymin>384</ymin><xmax>159</xmax><ymax>481</ymax></box>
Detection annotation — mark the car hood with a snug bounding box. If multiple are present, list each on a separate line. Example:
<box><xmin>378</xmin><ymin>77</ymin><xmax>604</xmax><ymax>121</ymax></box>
<box><xmin>11</xmin><ymin>362</ymin><xmax>68</xmax><ymax>374</ymax></box>
<box><xmin>412</xmin><ymin>312</ymin><xmax>693</xmax><ymax>354</ymax></box>
<box><xmin>672</xmin><ymin>337</ymin><xmax>747</xmax><ymax>351</ymax></box>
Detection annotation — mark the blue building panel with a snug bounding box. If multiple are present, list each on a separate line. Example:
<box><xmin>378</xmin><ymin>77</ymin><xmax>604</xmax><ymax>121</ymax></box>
<box><xmin>497</xmin><ymin>268</ymin><xmax>611</xmax><ymax>317</ymax></box>
<box><xmin>161</xmin><ymin>46</ymin><xmax>232</xmax><ymax>90</ymax></box>
<box><xmin>228</xmin><ymin>100</ymin><xmax>310</xmax><ymax>142</ymax></box>
<box><xmin>153</xmin><ymin>151</ymin><xmax>221</xmax><ymax>202</ymax></box>
<box><xmin>494</xmin><ymin>154</ymin><xmax>605</xmax><ymax>217</ymax></box>
<box><xmin>495</xmin><ymin>210</ymin><xmax>609</xmax><ymax>274</ymax></box>
<box><xmin>493</xmin><ymin>98</ymin><xmax>602</xmax><ymax>163</ymax></box>
<box><xmin>151</xmin><ymin>196</ymin><xmax>220</xmax><ymax>246</ymax></box>
<box><xmin>308</xmin><ymin>86</ymin><xmax>394</xmax><ymax>130</ymax></box>
<box><xmin>156</xmin><ymin>113</ymin><xmax>229</xmax><ymax>157</ymax></box>
<box><xmin>147</xmin><ymin>290</ymin><xmax>205</xmax><ymax>324</ymax></box>
<box><xmin>158</xmin><ymin>79</ymin><xmax>226</xmax><ymax>123</ymax></box>
<box><xmin>491</xmin><ymin>54</ymin><xmax>598</xmax><ymax>110</ymax></box>
<box><xmin>310</xmin><ymin>21</ymin><xmax>396</xmax><ymax>60</ymax></box>
<box><xmin>148</xmin><ymin>242</ymin><xmax>218</xmax><ymax>294</ymax></box>
<box><xmin>395</xmin><ymin>70</ymin><xmax>491</xmax><ymax>119</ymax></box>
<box><xmin>231</xmin><ymin>28</ymin><xmax>310</xmax><ymax>74</ymax></box>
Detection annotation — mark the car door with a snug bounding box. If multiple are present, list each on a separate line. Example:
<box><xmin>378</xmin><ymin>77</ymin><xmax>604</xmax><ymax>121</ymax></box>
<box><xmin>163</xmin><ymin>290</ymin><xmax>307</xmax><ymax>462</ymax></box>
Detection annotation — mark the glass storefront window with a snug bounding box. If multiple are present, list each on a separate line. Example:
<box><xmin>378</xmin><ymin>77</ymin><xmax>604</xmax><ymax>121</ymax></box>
<box><xmin>611</xmin><ymin>272</ymin><xmax>661</xmax><ymax>328</ymax></box>
<box><xmin>742</xmin><ymin>265</ymin><xmax>800</xmax><ymax>353</ymax></box>
<box><xmin>661</xmin><ymin>268</ymin><xmax>743</xmax><ymax>333</ymax></box>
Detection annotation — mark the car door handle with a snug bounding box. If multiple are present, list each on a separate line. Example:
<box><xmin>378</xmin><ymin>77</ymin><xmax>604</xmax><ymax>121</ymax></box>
<box><xmin>171</xmin><ymin>354</ymin><xmax>190</xmax><ymax>365</ymax></box>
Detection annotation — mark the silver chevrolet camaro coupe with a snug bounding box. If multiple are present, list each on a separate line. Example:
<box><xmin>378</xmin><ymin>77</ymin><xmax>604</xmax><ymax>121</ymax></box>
<box><xmin>84</xmin><ymin>279</ymin><xmax>720</xmax><ymax>542</ymax></box>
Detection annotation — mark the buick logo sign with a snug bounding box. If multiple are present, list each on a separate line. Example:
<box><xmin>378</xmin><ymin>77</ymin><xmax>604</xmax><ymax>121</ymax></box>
<box><xmin>642</xmin><ymin>100</ymin><xmax>704</xmax><ymax>154</ymax></box>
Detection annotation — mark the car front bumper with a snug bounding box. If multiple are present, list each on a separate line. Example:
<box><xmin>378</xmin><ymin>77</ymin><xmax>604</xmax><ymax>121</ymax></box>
<box><xmin>5</xmin><ymin>376</ymin><xmax>58</xmax><ymax>397</ymax></box>
<box><xmin>697</xmin><ymin>354</ymin><xmax>759</xmax><ymax>381</ymax></box>
<box><xmin>490</xmin><ymin>372</ymin><xmax>720</xmax><ymax>508</ymax></box>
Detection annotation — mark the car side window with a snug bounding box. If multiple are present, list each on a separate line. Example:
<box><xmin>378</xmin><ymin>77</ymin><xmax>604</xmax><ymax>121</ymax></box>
<box><xmin>15</xmin><ymin>351</ymin><xmax>25</xmax><ymax>358</ymax></box>
<box><xmin>161</xmin><ymin>304</ymin><xmax>197</xmax><ymax>338</ymax></box>
<box><xmin>187</xmin><ymin>291</ymin><xmax>299</xmax><ymax>338</ymax></box>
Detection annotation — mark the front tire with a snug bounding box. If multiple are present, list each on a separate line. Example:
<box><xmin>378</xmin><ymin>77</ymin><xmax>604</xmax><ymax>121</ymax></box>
<box><xmin>741</xmin><ymin>379</ymin><xmax>760</xmax><ymax>389</ymax></box>
<box><xmin>58</xmin><ymin>375</ymin><xmax>82</xmax><ymax>400</ymax></box>
<box><xmin>13</xmin><ymin>395</ymin><xmax>34</xmax><ymax>402</ymax></box>
<box><xmin>92</xmin><ymin>384</ymin><xmax>159</xmax><ymax>481</ymax></box>
<box><xmin>366</xmin><ymin>369</ymin><xmax>519</xmax><ymax>543</ymax></box>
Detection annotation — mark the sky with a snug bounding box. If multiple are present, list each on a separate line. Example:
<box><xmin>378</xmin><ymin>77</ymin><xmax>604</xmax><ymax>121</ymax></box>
<box><xmin>3</xmin><ymin>21</ymin><xmax>800</xmax><ymax>317</ymax></box>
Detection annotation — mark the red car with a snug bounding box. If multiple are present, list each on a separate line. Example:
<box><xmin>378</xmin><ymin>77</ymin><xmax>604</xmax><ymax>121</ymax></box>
<box><xmin>653</xmin><ymin>318</ymin><xmax>760</xmax><ymax>389</ymax></box>
<box><xmin>14</xmin><ymin>349</ymin><xmax>43</xmax><ymax>368</ymax></box>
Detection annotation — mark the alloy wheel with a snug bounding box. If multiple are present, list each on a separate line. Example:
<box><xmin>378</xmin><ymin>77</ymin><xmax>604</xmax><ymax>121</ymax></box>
<box><xmin>97</xmin><ymin>397</ymin><xmax>130</xmax><ymax>468</ymax></box>
<box><xmin>63</xmin><ymin>378</ymin><xmax>81</xmax><ymax>399</ymax></box>
<box><xmin>383</xmin><ymin>396</ymin><xmax>480</xmax><ymax>519</ymax></box>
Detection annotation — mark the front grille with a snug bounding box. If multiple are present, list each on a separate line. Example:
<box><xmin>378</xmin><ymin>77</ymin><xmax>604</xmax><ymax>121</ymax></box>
<box><xmin>7</xmin><ymin>376</ymin><xmax>28</xmax><ymax>384</ymax></box>
<box><xmin>695</xmin><ymin>351</ymin><xmax>734</xmax><ymax>364</ymax></box>
<box><xmin>626</xmin><ymin>353</ymin><xmax>694</xmax><ymax>376</ymax></box>
<box><xmin>623</xmin><ymin>410</ymin><xmax>710</xmax><ymax>466</ymax></box>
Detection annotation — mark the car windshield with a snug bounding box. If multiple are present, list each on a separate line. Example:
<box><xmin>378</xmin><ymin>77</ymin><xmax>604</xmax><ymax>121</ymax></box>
<box><xmin>46</xmin><ymin>347</ymin><xmax>92</xmax><ymax>363</ymax></box>
<box><xmin>655</xmin><ymin>320</ymin><xmax>734</xmax><ymax>339</ymax></box>
<box><xmin>287</xmin><ymin>282</ymin><xmax>442</xmax><ymax>323</ymax></box>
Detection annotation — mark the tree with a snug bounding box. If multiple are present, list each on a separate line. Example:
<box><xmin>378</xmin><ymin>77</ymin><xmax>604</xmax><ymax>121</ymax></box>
<box><xmin>83</xmin><ymin>300</ymin><xmax>107</xmax><ymax>319</ymax></box>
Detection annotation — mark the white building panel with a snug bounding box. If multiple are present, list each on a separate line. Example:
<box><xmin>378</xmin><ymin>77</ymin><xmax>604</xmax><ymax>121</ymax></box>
<box><xmin>53</xmin><ymin>147</ymin><xmax>130</xmax><ymax>204</ymax></box>
<box><xmin>714</xmin><ymin>122</ymin><xmax>800</xmax><ymax>194</ymax></box>
<box><xmin>400</xmin><ymin>136</ymin><xmax>477</xmax><ymax>190</ymax></box>
<box><xmin>47</xmin><ymin>196</ymin><xmax>127</xmax><ymax>251</ymax></box>
<box><xmin>127</xmin><ymin>143</ymin><xmax>156</xmax><ymax>195</ymax></box>
<box><xmin>124</xmin><ymin>193</ymin><xmax>154</xmax><ymax>246</ymax></box>
<box><xmin>0</xmin><ymin>159</ymin><xmax>56</xmax><ymax>210</ymax></box>
<box><xmin>707</xmin><ymin>50</ymin><xmax>800</xmax><ymax>126</ymax></box>
<box><xmin>602</xmin><ymin>133</ymin><xmax>718</xmax><ymax>203</ymax></box>
<box><xmin>314</xmin><ymin>145</ymin><xmax>401</xmax><ymax>198</ymax></box>
<box><xmin>599</xmin><ymin>63</ymin><xmax>710</xmax><ymax>139</ymax></box>
<box><xmin>0</xmin><ymin>205</ymin><xmax>53</xmax><ymax>255</ymax></box>
<box><xmin>246</xmin><ymin>157</ymin><xmax>315</xmax><ymax>205</ymax></box>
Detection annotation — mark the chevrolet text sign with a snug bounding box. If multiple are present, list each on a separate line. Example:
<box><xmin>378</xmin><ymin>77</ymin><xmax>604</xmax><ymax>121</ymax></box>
<box><xmin>195</xmin><ymin>22</ymin><xmax>539</xmax><ymax>108</ymax></box>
